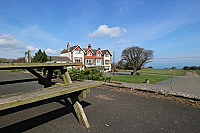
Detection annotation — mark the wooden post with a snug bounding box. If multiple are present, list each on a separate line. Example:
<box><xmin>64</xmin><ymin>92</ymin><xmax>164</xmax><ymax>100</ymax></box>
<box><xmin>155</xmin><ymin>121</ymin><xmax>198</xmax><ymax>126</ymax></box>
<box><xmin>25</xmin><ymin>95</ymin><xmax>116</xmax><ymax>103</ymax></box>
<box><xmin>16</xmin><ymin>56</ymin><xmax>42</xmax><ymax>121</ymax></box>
<box><xmin>113</xmin><ymin>50</ymin><xmax>115</xmax><ymax>75</ymax></box>
<box><xmin>28</xmin><ymin>50</ymin><xmax>31</xmax><ymax>63</ymax></box>
<box><xmin>60</xmin><ymin>69</ymin><xmax>72</xmax><ymax>85</ymax></box>
<box><xmin>145</xmin><ymin>79</ymin><xmax>149</xmax><ymax>84</ymax></box>
<box><xmin>70</xmin><ymin>93</ymin><xmax>90</xmax><ymax>128</ymax></box>
<box><xmin>42</xmin><ymin>69</ymin><xmax>46</xmax><ymax>77</ymax></box>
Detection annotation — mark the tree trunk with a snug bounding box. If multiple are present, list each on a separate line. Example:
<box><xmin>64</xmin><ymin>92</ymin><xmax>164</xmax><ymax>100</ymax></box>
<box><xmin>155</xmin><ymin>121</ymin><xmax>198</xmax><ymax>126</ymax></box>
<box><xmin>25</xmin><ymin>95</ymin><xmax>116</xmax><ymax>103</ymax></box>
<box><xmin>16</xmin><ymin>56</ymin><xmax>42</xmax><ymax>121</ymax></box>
<box><xmin>131</xmin><ymin>69</ymin><xmax>140</xmax><ymax>75</ymax></box>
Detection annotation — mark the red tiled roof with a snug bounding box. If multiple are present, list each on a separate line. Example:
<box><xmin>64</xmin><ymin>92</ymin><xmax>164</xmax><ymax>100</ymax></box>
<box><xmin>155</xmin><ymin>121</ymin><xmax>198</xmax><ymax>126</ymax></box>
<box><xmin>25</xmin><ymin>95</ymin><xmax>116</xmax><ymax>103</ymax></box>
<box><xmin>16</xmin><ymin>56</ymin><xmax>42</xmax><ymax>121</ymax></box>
<box><xmin>61</xmin><ymin>45</ymin><xmax>112</xmax><ymax>56</ymax></box>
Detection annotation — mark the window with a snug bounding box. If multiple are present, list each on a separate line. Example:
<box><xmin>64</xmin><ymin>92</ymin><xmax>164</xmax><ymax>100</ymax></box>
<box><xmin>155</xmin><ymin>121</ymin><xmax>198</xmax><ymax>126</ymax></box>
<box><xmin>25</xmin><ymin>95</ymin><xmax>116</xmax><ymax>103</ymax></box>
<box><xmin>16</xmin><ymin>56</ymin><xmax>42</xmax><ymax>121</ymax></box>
<box><xmin>87</xmin><ymin>53</ymin><xmax>92</xmax><ymax>56</ymax></box>
<box><xmin>75</xmin><ymin>50</ymin><xmax>81</xmax><ymax>54</ymax></box>
<box><xmin>104</xmin><ymin>67</ymin><xmax>109</xmax><ymax>70</ymax></box>
<box><xmin>105</xmin><ymin>54</ymin><xmax>109</xmax><ymax>57</ymax></box>
<box><xmin>87</xmin><ymin>59</ymin><xmax>92</xmax><ymax>63</ymax></box>
<box><xmin>75</xmin><ymin>59</ymin><xmax>81</xmax><ymax>62</ymax></box>
<box><xmin>76</xmin><ymin>67</ymin><xmax>81</xmax><ymax>70</ymax></box>
<box><xmin>97</xmin><ymin>59</ymin><xmax>101</xmax><ymax>64</ymax></box>
<box><xmin>105</xmin><ymin>60</ymin><xmax>109</xmax><ymax>64</ymax></box>
<box><xmin>97</xmin><ymin>59</ymin><xmax>100</xmax><ymax>63</ymax></box>
<box><xmin>96</xmin><ymin>54</ymin><xmax>101</xmax><ymax>57</ymax></box>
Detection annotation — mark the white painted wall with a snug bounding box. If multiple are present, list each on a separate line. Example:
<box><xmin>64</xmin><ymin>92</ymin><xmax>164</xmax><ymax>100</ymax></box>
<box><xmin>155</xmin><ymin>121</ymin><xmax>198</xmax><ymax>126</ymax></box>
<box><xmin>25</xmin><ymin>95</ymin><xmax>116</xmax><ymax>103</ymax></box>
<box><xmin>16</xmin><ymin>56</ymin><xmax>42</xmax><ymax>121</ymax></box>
<box><xmin>60</xmin><ymin>53</ymin><xmax>72</xmax><ymax>60</ymax></box>
<box><xmin>72</xmin><ymin>51</ymin><xmax>84</xmax><ymax>64</ymax></box>
<box><xmin>72</xmin><ymin>51</ymin><xmax>85</xmax><ymax>70</ymax></box>
<box><xmin>104</xmin><ymin>54</ymin><xmax>110</xmax><ymax>64</ymax></box>
<box><xmin>104</xmin><ymin>54</ymin><xmax>111</xmax><ymax>71</ymax></box>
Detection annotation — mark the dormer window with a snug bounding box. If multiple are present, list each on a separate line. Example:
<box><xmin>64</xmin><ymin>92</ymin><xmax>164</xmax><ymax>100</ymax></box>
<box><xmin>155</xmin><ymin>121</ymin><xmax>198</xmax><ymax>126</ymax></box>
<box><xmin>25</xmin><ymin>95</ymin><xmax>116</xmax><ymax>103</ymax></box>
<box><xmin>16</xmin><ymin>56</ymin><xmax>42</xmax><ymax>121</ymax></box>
<box><xmin>87</xmin><ymin>53</ymin><xmax>92</xmax><ymax>56</ymax></box>
<box><xmin>96</xmin><ymin>53</ymin><xmax>101</xmax><ymax>57</ymax></box>
<box><xmin>75</xmin><ymin>50</ymin><xmax>81</xmax><ymax>54</ymax></box>
<box><xmin>105</xmin><ymin>54</ymin><xmax>109</xmax><ymax>57</ymax></box>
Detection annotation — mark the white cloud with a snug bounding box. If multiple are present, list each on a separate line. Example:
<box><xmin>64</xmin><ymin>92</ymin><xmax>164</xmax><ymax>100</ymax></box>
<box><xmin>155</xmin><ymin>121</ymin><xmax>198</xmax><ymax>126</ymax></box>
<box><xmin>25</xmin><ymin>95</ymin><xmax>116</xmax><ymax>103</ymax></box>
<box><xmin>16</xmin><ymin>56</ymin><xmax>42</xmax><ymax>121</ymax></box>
<box><xmin>45</xmin><ymin>48</ymin><xmax>61</xmax><ymax>54</ymax></box>
<box><xmin>26</xmin><ymin>46</ymin><xmax>39</xmax><ymax>52</ymax></box>
<box><xmin>117</xmin><ymin>40</ymin><xmax>126</xmax><ymax>45</ymax></box>
<box><xmin>89</xmin><ymin>25</ymin><xmax>127</xmax><ymax>37</ymax></box>
<box><xmin>0</xmin><ymin>34</ymin><xmax>40</xmax><ymax>52</ymax></box>
<box><xmin>0</xmin><ymin>34</ymin><xmax>29</xmax><ymax>58</ymax></box>
<box><xmin>0</xmin><ymin>34</ymin><xmax>26</xmax><ymax>49</ymax></box>
<box><xmin>0</xmin><ymin>34</ymin><xmax>62</xmax><ymax>58</ymax></box>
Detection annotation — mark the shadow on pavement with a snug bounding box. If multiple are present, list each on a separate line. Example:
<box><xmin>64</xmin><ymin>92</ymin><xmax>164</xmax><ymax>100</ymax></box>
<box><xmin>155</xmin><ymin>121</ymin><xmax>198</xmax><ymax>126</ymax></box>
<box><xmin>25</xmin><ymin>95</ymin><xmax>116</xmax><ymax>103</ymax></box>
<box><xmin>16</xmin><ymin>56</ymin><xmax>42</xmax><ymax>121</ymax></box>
<box><xmin>0</xmin><ymin>78</ymin><xmax>39</xmax><ymax>85</ymax></box>
<box><xmin>0</xmin><ymin>75</ymin><xmax>58</xmax><ymax>85</ymax></box>
<box><xmin>0</xmin><ymin>94</ymin><xmax>91</xmax><ymax>133</ymax></box>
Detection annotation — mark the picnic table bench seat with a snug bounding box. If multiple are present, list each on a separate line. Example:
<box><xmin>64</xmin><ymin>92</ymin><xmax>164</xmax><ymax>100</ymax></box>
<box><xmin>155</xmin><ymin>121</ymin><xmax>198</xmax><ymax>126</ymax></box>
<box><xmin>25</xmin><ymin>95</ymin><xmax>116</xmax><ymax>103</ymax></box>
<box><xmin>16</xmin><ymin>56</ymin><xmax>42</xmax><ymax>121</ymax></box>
<box><xmin>0</xmin><ymin>80</ymin><xmax>102</xmax><ymax>111</ymax></box>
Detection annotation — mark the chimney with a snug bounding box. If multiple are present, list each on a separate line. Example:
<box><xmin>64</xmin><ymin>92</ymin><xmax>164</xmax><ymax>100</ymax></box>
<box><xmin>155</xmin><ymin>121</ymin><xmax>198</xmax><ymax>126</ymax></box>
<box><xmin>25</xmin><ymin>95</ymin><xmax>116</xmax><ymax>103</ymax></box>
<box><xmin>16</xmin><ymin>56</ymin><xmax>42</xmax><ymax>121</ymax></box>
<box><xmin>67</xmin><ymin>43</ymin><xmax>70</xmax><ymax>52</ymax></box>
<box><xmin>98</xmin><ymin>47</ymin><xmax>100</xmax><ymax>50</ymax></box>
<box><xmin>88</xmin><ymin>44</ymin><xmax>91</xmax><ymax>49</ymax></box>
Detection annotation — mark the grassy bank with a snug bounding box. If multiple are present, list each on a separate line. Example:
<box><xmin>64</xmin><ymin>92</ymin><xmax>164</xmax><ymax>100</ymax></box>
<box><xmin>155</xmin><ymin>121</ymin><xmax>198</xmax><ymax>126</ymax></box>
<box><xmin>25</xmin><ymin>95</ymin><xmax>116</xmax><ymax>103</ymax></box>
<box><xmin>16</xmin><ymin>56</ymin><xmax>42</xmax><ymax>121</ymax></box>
<box><xmin>112</xmin><ymin>74</ymin><xmax>172</xmax><ymax>84</ymax></box>
<box><xmin>118</xmin><ymin>69</ymin><xmax>186</xmax><ymax>76</ymax></box>
<box><xmin>192</xmin><ymin>70</ymin><xmax>200</xmax><ymax>75</ymax></box>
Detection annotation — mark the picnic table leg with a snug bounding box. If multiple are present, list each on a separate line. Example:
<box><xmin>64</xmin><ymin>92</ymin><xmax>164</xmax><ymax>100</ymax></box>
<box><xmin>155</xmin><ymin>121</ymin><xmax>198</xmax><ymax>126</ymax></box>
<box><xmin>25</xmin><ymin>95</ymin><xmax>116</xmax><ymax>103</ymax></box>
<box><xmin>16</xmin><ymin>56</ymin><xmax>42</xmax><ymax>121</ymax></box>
<box><xmin>27</xmin><ymin>68</ymin><xmax>52</xmax><ymax>87</ymax></box>
<box><xmin>70</xmin><ymin>92</ymin><xmax>90</xmax><ymax>128</ymax></box>
<box><xmin>60</xmin><ymin>69</ymin><xmax>72</xmax><ymax>85</ymax></box>
<box><xmin>46</xmin><ymin>68</ymin><xmax>54</xmax><ymax>82</ymax></box>
<box><xmin>42</xmin><ymin>69</ymin><xmax>46</xmax><ymax>77</ymax></box>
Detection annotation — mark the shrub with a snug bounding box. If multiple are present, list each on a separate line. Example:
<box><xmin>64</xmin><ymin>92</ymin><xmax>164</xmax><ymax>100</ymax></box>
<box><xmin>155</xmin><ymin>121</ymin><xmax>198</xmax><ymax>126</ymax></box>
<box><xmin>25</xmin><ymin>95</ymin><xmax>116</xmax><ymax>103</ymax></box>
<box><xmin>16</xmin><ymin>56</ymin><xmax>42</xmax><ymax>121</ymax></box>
<box><xmin>53</xmin><ymin>68</ymin><xmax>112</xmax><ymax>81</ymax></box>
<box><xmin>171</xmin><ymin>66</ymin><xmax>177</xmax><ymax>69</ymax></box>
<box><xmin>190</xmin><ymin>66</ymin><xmax>198</xmax><ymax>70</ymax></box>
<box><xmin>54</xmin><ymin>69</ymin><xmax>62</xmax><ymax>77</ymax></box>
<box><xmin>83</xmin><ymin>68</ymin><xmax>104</xmax><ymax>80</ymax></box>
<box><xmin>148</xmin><ymin>66</ymin><xmax>153</xmax><ymax>69</ymax></box>
<box><xmin>183</xmin><ymin>66</ymin><xmax>189</xmax><ymax>70</ymax></box>
<box><xmin>68</xmin><ymin>68</ymin><xmax>85</xmax><ymax>81</ymax></box>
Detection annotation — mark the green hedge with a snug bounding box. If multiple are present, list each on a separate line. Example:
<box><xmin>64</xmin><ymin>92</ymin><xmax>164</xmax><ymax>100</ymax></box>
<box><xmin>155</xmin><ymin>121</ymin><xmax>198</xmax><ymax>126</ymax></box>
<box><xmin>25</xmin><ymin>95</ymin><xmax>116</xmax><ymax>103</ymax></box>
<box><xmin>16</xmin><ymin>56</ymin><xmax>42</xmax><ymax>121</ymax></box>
<box><xmin>54</xmin><ymin>68</ymin><xmax>112</xmax><ymax>82</ymax></box>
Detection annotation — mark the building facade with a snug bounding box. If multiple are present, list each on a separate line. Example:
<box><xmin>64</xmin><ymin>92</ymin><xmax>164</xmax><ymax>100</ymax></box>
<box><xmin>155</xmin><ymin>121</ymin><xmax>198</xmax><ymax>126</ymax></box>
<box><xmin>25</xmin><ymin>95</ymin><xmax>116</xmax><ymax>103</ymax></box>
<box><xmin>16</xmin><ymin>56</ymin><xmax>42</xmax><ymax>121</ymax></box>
<box><xmin>60</xmin><ymin>43</ymin><xmax>112</xmax><ymax>72</ymax></box>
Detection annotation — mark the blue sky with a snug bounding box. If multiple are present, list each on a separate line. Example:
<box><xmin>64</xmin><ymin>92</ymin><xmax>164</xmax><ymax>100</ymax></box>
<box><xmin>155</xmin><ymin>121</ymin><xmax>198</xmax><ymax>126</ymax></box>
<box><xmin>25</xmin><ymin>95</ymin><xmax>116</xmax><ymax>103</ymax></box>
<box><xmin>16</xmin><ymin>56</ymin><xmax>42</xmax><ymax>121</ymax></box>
<box><xmin>0</xmin><ymin>0</ymin><xmax>200</xmax><ymax>68</ymax></box>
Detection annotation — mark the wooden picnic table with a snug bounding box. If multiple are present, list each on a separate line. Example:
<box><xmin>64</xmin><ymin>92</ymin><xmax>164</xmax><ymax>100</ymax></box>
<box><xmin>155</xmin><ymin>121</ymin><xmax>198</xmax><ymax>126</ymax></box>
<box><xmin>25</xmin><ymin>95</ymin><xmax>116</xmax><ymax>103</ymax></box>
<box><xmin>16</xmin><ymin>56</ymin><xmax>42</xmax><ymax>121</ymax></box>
<box><xmin>0</xmin><ymin>63</ymin><xmax>103</xmax><ymax>128</ymax></box>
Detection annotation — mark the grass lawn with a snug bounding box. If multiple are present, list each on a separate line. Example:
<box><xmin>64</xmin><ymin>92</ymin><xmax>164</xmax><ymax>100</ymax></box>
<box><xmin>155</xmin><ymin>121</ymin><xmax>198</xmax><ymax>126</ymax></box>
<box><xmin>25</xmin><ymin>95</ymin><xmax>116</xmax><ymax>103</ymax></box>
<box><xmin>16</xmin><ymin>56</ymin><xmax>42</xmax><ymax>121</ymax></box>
<box><xmin>193</xmin><ymin>70</ymin><xmax>200</xmax><ymax>75</ymax></box>
<box><xmin>118</xmin><ymin>69</ymin><xmax>186</xmax><ymax>76</ymax></box>
<box><xmin>112</xmin><ymin>74</ymin><xmax>172</xmax><ymax>84</ymax></box>
<box><xmin>9</xmin><ymin>69</ymin><xmax>26</xmax><ymax>72</ymax></box>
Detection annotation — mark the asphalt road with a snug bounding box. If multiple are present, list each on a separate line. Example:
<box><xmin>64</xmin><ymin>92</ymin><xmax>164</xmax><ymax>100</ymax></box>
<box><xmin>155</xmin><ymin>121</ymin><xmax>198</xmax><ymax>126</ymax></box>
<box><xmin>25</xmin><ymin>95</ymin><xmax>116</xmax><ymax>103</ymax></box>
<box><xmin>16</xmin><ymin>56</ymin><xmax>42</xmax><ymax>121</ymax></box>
<box><xmin>0</xmin><ymin>71</ymin><xmax>200</xmax><ymax>133</ymax></box>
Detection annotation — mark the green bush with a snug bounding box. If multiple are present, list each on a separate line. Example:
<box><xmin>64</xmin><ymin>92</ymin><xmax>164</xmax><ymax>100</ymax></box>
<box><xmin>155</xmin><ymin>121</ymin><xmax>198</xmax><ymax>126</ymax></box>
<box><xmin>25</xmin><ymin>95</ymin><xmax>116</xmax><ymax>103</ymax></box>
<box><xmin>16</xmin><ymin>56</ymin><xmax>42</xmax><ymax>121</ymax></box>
<box><xmin>54</xmin><ymin>69</ymin><xmax>62</xmax><ymax>77</ymax></box>
<box><xmin>10</xmin><ymin>69</ymin><xmax>25</xmax><ymax>72</ymax></box>
<box><xmin>53</xmin><ymin>68</ymin><xmax>112</xmax><ymax>81</ymax></box>
<box><xmin>83</xmin><ymin>68</ymin><xmax>104</xmax><ymax>80</ymax></box>
<box><xmin>68</xmin><ymin>68</ymin><xmax>85</xmax><ymax>81</ymax></box>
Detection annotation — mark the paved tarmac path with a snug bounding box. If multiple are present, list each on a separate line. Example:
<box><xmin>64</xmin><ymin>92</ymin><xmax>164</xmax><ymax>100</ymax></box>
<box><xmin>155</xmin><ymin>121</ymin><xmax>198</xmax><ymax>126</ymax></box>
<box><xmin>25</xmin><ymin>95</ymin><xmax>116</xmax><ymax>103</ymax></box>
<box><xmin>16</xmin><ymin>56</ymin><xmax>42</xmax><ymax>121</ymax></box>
<box><xmin>108</xmin><ymin>72</ymin><xmax>200</xmax><ymax>97</ymax></box>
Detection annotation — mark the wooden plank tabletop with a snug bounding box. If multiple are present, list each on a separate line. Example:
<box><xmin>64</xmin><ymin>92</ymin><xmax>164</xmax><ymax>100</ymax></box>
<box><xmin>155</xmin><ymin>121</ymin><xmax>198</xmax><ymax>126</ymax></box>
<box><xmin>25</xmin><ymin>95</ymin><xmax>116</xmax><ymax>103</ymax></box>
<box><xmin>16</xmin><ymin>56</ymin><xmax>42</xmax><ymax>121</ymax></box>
<box><xmin>0</xmin><ymin>80</ymin><xmax>103</xmax><ymax>111</ymax></box>
<box><xmin>0</xmin><ymin>63</ymin><xmax>82</xmax><ymax>70</ymax></box>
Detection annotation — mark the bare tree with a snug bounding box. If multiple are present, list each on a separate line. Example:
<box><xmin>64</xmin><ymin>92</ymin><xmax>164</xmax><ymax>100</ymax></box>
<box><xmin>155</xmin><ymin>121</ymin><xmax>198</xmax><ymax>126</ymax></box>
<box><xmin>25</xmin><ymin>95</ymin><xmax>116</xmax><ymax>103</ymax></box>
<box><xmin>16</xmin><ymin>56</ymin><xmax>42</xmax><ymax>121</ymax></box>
<box><xmin>121</xmin><ymin>46</ymin><xmax>154</xmax><ymax>75</ymax></box>
<box><xmin>117</xmin><ymin>60</ymin><xmax>125</xmax><ymax>69</ymax></box>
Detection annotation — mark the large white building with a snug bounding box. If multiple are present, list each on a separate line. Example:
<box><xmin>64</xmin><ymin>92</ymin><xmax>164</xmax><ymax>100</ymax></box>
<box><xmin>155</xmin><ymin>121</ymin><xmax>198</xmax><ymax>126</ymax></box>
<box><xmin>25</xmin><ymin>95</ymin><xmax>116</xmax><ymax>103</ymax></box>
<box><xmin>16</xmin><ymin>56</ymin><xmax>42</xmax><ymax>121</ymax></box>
<box><xmin>60</xmin><ymin>43</ymin><xmax>112</xmax><ymax>72</ymax></box>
